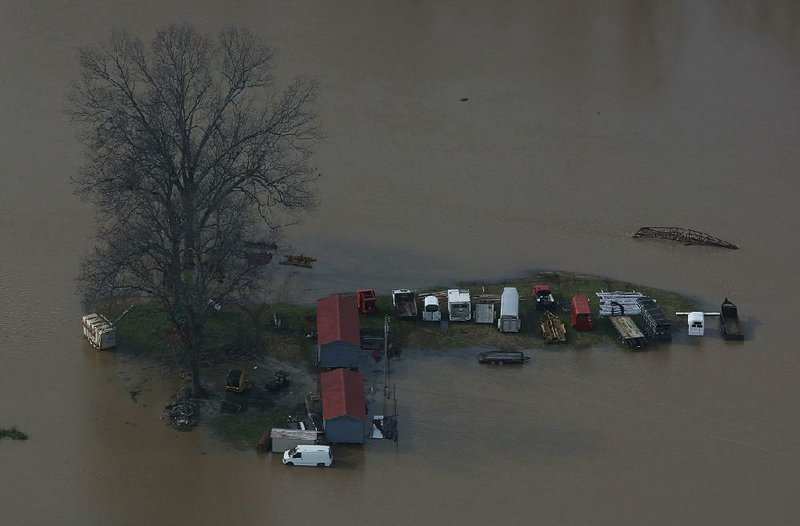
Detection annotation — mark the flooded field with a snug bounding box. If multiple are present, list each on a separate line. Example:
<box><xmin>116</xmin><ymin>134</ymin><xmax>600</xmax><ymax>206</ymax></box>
<box><xmin>1</xmin><ymin>1</ymin><xmax>799</xmax><ymax>524</ymax></box>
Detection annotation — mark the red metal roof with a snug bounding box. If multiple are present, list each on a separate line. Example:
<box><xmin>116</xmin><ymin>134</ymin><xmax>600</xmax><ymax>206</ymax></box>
<box><xmin>316</xmin><ymin>295</ymin><xmax>360</xmax><ymax>346</ymax></box>
<box><xmin>320</xmin><ymin>368</ymin><xmax>367</xmax><ymax>421</ymax></box>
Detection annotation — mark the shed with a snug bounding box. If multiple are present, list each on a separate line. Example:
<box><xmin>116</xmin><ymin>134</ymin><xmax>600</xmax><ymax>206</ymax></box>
<box><xmin>321</xmin><ymin>368</ymin><xmax>367</xmax><ymax>444</ymax></box>
<box><xmin>317</xmin><ymin>294</ymin><xmax>361</xmax><ymax>369</ymax></box>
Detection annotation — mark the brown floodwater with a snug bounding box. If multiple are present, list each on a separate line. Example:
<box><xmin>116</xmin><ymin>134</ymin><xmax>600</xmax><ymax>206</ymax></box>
<box><xmin>2</xmin><ymin>1</ymin><xmax>799</xmax><ymax>524</ymax></box>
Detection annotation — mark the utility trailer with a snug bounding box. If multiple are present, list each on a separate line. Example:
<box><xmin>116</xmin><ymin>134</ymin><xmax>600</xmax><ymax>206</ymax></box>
<box><xmin>477</xmin><ymin>351</ymin><xmax>530</xmax><ymax>365</ymax></box>
<box><xmin>422</xmin><ymin>295</ymin><xmax>441</xmax><ymax>322</ymax></box>
<box><xmin>540</xmin><ymin>311</ymin><xmax>566</xmax><ymax>343</ymax></box>
<box><xmin>392</xmin><ymin>289</ymin><xmax>418</xmax><ymax>318</ymax></box>
<box><xmin>609</xmin><ymin>316</ymin><xmax>647</xmax><ymax>349</ymax></box>
<box><xmin>497</xmin><ymin>287</ymin><xmax>521</xmax><ymax>333</ymax></box>
<box><xmin>636</xmin><ymin>297</ymin><xmax>672</xmax><ymax>342</ymax></box>
<box><xmin>447</xmin><ymin>289</ymin><xmax>471</xmax><ymax>322</ymax></box>
<box><xmin>82</xmin><ymin>313</ymin><xmax>116</xmax><ymax>349</ymax></box>
<box><xmin>720</xmin><ymin>298</ymin><xmax>744</xmax><ymax>341</ymax></box>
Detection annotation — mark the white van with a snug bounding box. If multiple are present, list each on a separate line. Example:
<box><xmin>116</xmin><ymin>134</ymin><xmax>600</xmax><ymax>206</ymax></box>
<box><xmin>282</xmin><ymin>445</ymin><xmax>333</xmax><ymax>467</ymax></box>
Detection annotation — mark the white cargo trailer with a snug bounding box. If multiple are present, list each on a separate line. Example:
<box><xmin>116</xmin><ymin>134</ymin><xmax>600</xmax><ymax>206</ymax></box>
<box><xmin>497</xmin><ymin>287</ymin><xmax>521</xmax><ymax>333</ymax></box>
<box><xmin>447</xmin><ymin>289</ymin><xmax>471</xmax><ymax>322</ymax></box>
<box><xmin>422</xmin><ymin>295</ymin><xmax>441</xmax><ymax>322</ymax></box>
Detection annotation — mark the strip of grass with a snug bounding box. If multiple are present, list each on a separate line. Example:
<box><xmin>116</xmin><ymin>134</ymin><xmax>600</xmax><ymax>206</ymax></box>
<box><xmin>0</xmin><ymin>427</ymin><xmax>29</xmax><ymax>440</ymax></box>
<box><xmin>360</xmin><ymin>271</ymin><xmax>700</xmax><ymax>351</ymax></box>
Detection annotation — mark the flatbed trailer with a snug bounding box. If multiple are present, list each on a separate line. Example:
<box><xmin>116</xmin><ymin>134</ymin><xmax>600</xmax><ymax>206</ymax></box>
<box><xmin>540</xmin><ymin>311</ymin><xmax>566</xmax><ymax>343</ymax></box>
<box><xmin>478</xmin><ymin>351</ymin><xmax>530</xmax><ymax>365</ymax></box>
<box><xmin>609</xmin><ymin>316</ymin><xmax>647</xmax><ymax>349</ymax></box>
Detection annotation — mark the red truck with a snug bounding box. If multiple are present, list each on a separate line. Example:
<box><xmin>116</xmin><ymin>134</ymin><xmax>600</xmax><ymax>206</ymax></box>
<box><xmin>532</xmin><ymin>284</ymin><xmax>556</xmax><ymax>311</ymax></box>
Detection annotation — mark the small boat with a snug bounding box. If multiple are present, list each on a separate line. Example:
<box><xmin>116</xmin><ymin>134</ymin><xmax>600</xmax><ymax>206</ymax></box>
<box><xmin>477</xmin><ymin>351</ymin><xmax>530</xmax><ymax>365</ymax></box>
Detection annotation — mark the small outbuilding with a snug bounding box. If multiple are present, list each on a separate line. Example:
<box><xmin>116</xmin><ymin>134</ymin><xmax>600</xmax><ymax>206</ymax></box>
<box><xmin>320</xmin><ymin>368</ymin><xmax>367</xmax><ymax>444</ymax></box>
<box><xmin>316</xmin><ymin>294</ymin><xmax>361</xmax><ymax>369</ymax></box>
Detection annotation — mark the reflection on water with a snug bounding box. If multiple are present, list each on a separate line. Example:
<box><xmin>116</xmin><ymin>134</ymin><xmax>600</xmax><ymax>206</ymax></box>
<box><xmin>1</xmin><ymin>1</ymin><xmax>800</xmax><ymax>524</ymax></box>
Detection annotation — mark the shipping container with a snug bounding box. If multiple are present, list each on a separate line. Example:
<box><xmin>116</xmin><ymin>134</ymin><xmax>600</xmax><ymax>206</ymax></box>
<box><xmin>570</xmin><ymin>295</ymin><xmax>593</xmax><ymax>330</ymax></box>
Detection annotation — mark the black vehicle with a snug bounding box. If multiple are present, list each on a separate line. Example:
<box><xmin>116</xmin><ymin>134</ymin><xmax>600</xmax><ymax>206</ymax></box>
<box><xmin>477</xmin><ymin>351</ymin><xmax>530</xmax><ymax>365</ymax></box>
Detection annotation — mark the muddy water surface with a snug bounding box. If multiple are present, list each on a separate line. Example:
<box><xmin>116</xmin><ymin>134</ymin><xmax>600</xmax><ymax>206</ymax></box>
<box><xmin>1</xmin><ymin>1</ymin><xmax>799</xmax><ymax>524</ymax></box>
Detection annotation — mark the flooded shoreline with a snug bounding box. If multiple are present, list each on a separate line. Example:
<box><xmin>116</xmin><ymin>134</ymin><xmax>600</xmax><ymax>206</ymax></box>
<box><xmin>3</xmin><ymin>1</ymin><xmax>800</xmax><ymax>524</ymax></box>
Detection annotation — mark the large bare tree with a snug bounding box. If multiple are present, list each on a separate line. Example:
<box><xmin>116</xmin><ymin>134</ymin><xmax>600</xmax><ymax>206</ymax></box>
<box><xmin>69</xmin><ymin>23</ymin><xmax>320</xmax><ymax>395</ymax></box>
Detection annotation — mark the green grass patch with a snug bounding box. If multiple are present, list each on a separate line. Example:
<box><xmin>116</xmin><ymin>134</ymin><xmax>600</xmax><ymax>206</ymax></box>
<box><xmin>207</xmin><ymin>401</ymin><xmax>307</xmax><ymax>450</ymax></box>
<box><xmin>363</xmin><ymin>271</ymin><xmax>700</xmax><ymax>351</ymax></box>
<box><xmin>0</xmin><ymin>427</ymin><xmax>29</xmax><ymax>440</ymax></box>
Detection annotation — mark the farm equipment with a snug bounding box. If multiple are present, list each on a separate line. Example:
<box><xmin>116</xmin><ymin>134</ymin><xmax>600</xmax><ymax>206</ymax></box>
<box><xmin>265</xmin><ymin>370</ymin><xmax>290</xmax><ymax>392</ymax></box>
<box><xmin>225</xmin><ymin>369</ymin><xmax>250</xmax><ymax>393</ymax></box>
<box><xmin>356</xmin><ymin>289</ymin><xmax>378</xmax><ymax>315</ymax></box>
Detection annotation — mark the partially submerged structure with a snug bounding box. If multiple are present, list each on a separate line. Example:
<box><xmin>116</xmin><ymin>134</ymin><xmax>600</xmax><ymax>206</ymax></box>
<box><xmin>320</xmin><ymin>368</ymin><xmax>367</xmax><ymax>444</ymax></box>
<box><xmin>633</xmin><ymin>227</ymin><xmax>739</xmax><ymax>249</ymax></box>
<box><xmin>720</xmin><ymin>298</ymin><xmax>745</xmax><ymax>341</ymax></box>
<box><xmin>609</xmin><ymin>316</ymin><xmax>647</xmax><ymax>349</ymax></box>
<box><xmin>317</xmin><ymin>295</ymin><xmax>361</xmax><ymax>369</ymax></box>
<box><xmin>81</xmin><ymin>313</ymin><xmax>116</xmax><ymax>349</ymax></box>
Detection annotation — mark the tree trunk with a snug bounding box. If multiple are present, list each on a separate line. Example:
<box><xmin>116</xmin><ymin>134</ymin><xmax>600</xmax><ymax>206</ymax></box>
<box><xmin>189</xmin><ymin>329</ymin><xmax>203</xmax><ymax>397</ymax></box>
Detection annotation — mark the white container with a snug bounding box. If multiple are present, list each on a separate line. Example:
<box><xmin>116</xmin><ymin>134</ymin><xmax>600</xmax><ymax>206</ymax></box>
<box><xmin>497</xmin><ymin>287</ymin><xmax>521</xmax><ymax>333</ymax></box>
<box><xmin>82</xmin><ymin>313</ymin><xmax>116</xmax><ymax>349</ymax></box>
<box><xmin>283</xmin><ymin>445</ymin><xmax>333</xmax><ymax>467</ymax></box>
<box><xmin>447</xmin><ymin>289</ymin><xmax>471</xmax><ymax>322</ymax></box>
<box><xmin>687</xmin><ymin>312</ymin><xmax>705</xmax><ymax>336</ymax></box>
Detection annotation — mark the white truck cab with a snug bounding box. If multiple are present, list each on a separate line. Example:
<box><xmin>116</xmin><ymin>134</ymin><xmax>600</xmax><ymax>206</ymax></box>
<box><xmin>282</xmin><ymin>445</ymin><xmax>333</xmax><ymax>467</ymax></box>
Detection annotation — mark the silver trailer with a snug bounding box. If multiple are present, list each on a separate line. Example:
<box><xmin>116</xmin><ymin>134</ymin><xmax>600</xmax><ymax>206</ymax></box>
<box><xmin>497</xmin><ymin>287</ymin><xmax>521</xmax><ymax>333</ymax></box>
<box><xmin>447</xmin><ymin>289</ymin><xmax>471</xmax><ymax>322</ymax></box>
<box><xmin>270</xmin><ymin>429</ymin><xmax>321</xmax><ymax>454</ymax></box>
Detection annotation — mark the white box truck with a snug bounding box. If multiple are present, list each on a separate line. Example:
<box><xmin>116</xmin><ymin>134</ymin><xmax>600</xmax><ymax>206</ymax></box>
<box><xmin>497</xmin><ymin>287</ymin><xmax>521</xmax><ymax>333</ymax></box>
<box><xmin>447</xmin><ymin>289</ymin><xmax>471</xmax><ymax>322</ymax></box>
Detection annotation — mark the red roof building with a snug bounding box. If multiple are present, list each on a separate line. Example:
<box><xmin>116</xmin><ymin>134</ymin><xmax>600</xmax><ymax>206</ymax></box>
<box><xmin>316</xmin><ymin>294</ymin><xmax>361</xmax><ymax>369</ymax></box>
<box><xmin>320</xmin><ymin>368</ymin><xmax>367</xmax><ymax>444</ymax></box>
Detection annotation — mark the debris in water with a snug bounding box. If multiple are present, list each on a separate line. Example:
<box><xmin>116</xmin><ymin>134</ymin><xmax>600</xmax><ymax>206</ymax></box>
<box><xmin>279</xmin><ymin>254</ymin><xmax>316</xmax><ymax>268</ymax></box>
<box><xmin>633</xmin><ymin>226</ymin><xmax>739</xmax><ymax>249</ymax></box>
<box><xmin>459</xmin><ymin>97</ymin><xmax>469</xmax><ymax>102</ymax></box>
<box><xmin>164</xmin><ymin>401</ymin><xmax>199</xmax><ymax>431</ymax></box>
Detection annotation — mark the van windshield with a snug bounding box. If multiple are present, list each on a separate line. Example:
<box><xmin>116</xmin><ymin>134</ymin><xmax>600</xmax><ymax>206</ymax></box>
<box><xmin>287</xmin><ymin>447</ymin><xmax>297</xmax><ymax>455</ymax></box>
